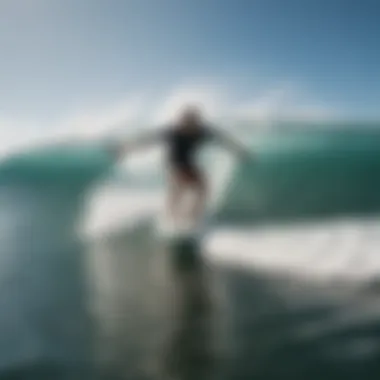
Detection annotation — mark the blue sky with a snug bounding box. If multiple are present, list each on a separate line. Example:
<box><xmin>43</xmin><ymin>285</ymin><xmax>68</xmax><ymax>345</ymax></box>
<box><xmin>0</xmin><ymin>0</ymin><xmax>379</xmax><ymax>134</ymax></box>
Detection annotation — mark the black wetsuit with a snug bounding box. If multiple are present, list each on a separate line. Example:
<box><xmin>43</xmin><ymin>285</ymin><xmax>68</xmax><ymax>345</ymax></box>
<box><xmin>163</xmin><ymin>125</ymin><xmax>214</xmax><ymax>178</ymax></box>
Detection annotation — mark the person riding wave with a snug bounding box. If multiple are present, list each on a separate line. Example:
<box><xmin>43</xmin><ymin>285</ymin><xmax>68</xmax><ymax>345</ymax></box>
<box><xmin>114</xmin><ymin>105</ymin><xmax>252</xmax><ymax>224</ymax></box>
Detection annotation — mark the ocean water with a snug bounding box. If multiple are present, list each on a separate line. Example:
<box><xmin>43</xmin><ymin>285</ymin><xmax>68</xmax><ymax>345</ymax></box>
<box><xmin>2</xmin><ymin>125</ymin><xmax>380</xmax><ymax>379</ymax></box>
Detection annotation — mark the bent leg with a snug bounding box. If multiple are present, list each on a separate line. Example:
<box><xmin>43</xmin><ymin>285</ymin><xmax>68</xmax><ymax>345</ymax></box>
<box><xmin>167</xmin><ymin>171</ymin><xmax>187</xmax><ymax>223</ymax></box>
<box><xmin>189</xmin><ymin>175</ymin><xmax>208</xmax><ymax>222</ymax></box>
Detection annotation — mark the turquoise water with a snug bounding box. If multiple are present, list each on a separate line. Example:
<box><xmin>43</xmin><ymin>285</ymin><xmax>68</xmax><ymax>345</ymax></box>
<box><xmin>1</xmin><ymin>125</ymin><xmax>380</xmax><ymax>379</ymax></box>
<box><xmin>3</xmin><ymin>127</ymin><xmax>380</xmax><ymax>222</ymax></box>
<box><xmin>0</xmin><ymin>143</ymin><xmax>114</xmax><ymax>184</ymax></box>
<box><xmin>218</xmin><ymin>127</ymin><xmax>380</xmax><ymax>224</ymax></box>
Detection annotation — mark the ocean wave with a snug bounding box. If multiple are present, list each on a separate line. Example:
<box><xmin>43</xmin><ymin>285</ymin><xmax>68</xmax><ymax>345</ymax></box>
<box><xmin>0</xmin><ymin>142</ymin><xmax>115</xmax><ymax>185</ymax></box>
<box><xmin>2</xmin><ymin>126</ymin><xmax>380</xmax><ymax>227</ymax></box>
<box><xmin>2</xmin><ymin>126</ymin><xmax>380</xmax><ymax>378</ymax></box>
<box><xmin>217</xmin><ymin>128</ymin><xmax>380</xmax><ymax>224</ymax></box>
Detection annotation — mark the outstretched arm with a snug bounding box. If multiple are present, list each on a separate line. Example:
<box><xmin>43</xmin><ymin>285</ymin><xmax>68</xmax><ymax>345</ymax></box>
<box><xmin>112</xmin><ymin>129</ymin><xmax>164</xmax><ymax>159</ymax></box>
<box><xmin>209</xmin><ymin>125</ymin><xmax>252</xmax><ymax>159</ymax></box>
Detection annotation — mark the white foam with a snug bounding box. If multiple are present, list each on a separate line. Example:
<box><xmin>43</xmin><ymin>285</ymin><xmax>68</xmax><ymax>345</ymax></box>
<box><xmin>205</xmin><ymin>219</ymin><xmax>380</xmax><ymax>282</ymax></box>
<box><xmin>83</xmin><ymin>180</ymin><xmax>380</xmax><ymax>283</ymax></box>
<box><xmin>82</xmin><ymin>185</ymin><xmax>161</xmax><ymax>239</ymax></box>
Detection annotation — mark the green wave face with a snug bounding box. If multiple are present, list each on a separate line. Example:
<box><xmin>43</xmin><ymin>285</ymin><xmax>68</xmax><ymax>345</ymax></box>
<box><xmin>217</xmin><ymin>128</ymin><xmax>380</xmax><ymax>225</ymax></box>
<box><xmin>0</xmin><ymin>142</ymin><xmax>114</xmax><ymax>186</ymax></box>
<box><xmin>2</xmin><ymin>127</ymin><xmax>380</xmax><ymax>226</ymax></box>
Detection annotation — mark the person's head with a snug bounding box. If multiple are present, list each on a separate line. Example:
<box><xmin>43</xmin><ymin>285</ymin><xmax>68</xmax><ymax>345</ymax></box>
<box><xmin>177</xmin><ymin>105</ymin><xmax>203</xmax><ymax>129</ymax></box>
